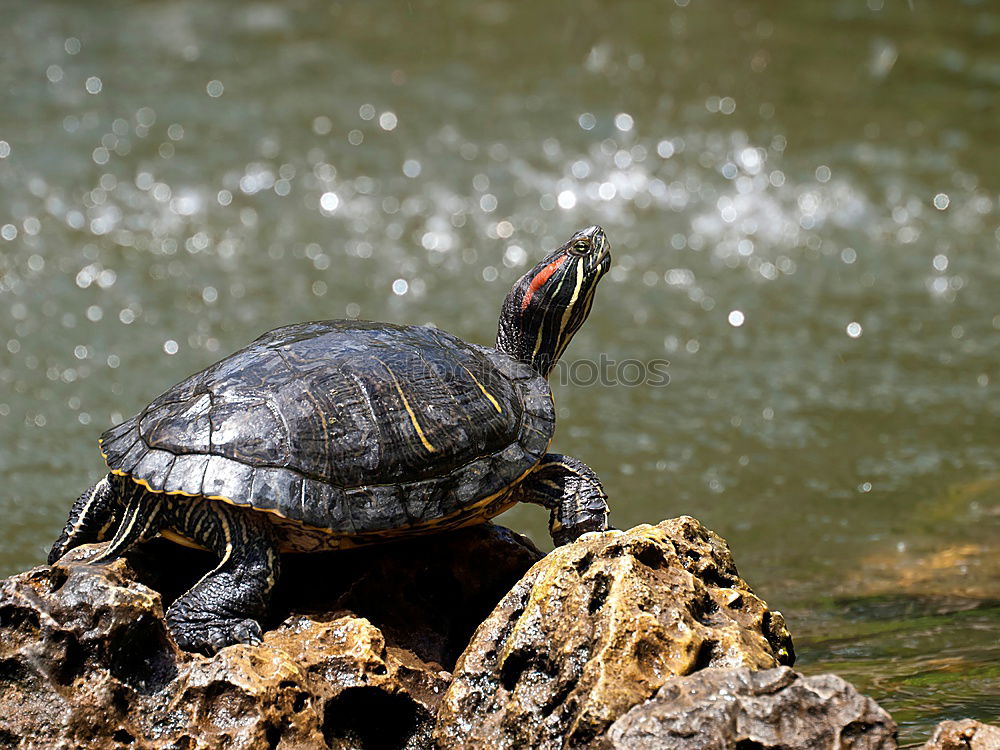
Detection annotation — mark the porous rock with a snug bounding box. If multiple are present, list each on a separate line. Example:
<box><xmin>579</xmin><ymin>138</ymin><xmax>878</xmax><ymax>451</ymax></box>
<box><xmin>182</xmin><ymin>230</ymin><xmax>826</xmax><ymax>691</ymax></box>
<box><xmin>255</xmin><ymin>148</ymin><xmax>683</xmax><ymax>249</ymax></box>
<box><xmin>922</xmin><ymin>719</ymin><xmax>1000</xmax><ymax>750</ymax></box>
<box><xmin>433</xmin><ymin>516</ymin><xmax>796</xmax><ymax>749</ymax></box>
<box><xmin>0</xmin><ymin>523</ymin><xmax>543</xmax><ymax>749</ymax></box>
<box><xmin>604</xmin><ymin>666</ymin><xmax>897</xmax><ymax>750</ymax></box>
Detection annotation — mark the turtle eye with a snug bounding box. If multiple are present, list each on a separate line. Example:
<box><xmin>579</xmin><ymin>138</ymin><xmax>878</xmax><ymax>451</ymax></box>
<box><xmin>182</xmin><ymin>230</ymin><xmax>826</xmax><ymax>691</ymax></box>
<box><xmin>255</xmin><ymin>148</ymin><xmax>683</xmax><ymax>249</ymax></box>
<box><xmin>569</xmin><ymin>240</ymin><xmax>590</xmax><ymax>256</ymax></box>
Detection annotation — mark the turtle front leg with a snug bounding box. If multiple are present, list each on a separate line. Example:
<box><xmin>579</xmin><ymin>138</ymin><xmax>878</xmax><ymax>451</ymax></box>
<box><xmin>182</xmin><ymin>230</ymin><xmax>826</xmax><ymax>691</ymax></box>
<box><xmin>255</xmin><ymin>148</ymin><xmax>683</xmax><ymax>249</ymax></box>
<box><xmin>519</xmin><ymin>453</ymin><xmax>610</xmax><ymax>546</ymax></box>
<box><xmin>48</xmin><ymin>474</ymin><xmax>119</xmax><ymax>564</ymax></box>
<box><xmin>162</xmin><ymin>498</ymin><xmax>280</xmax><ymax>655</ymax></box>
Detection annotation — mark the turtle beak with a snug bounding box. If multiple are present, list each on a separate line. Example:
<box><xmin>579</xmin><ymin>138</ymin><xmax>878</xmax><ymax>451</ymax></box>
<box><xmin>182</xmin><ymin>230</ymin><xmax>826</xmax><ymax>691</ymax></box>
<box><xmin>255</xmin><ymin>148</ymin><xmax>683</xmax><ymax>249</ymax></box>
<box><xmin>588</xmin><ymin>225</ymin><xmax>612</xmax><ymax>275</ymax></box>
<box><xmin>598</xmin><ymin>241</ymin><xmax>611</xmax><ymax>272</ymax></box>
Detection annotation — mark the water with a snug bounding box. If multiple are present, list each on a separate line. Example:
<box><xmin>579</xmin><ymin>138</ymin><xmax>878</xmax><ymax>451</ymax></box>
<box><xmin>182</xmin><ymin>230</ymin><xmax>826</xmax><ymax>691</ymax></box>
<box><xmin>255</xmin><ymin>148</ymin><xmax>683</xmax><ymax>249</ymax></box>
<box><xmin>1</xmin><ymin>0</ymin><xmax>998</xmax><ymax>742</ymax></box>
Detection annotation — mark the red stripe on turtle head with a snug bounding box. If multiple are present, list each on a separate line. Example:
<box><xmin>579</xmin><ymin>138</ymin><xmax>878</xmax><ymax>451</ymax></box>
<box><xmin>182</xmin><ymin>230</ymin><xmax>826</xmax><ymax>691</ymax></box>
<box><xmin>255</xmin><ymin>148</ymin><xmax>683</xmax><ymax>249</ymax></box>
<box><xmin>520</xmin><ymin>254</ymin><xmax>568</xmax><ymax>311</ymax></box>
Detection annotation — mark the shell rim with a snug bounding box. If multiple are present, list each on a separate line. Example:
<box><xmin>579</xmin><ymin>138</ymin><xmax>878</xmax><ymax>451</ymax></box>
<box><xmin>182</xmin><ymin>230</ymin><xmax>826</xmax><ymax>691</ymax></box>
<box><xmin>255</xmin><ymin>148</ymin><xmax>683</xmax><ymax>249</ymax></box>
<box><xmin>101</xmin><ymin>440</ymin><xmax>546</xmax><ymax>533</ymax></box>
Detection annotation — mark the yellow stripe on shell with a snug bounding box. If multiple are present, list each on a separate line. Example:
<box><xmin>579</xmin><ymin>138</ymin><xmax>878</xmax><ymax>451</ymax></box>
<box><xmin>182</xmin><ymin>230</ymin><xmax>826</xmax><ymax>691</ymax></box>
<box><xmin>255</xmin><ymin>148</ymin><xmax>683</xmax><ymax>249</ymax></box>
<box><xmin>462</xmin><ymin>366</ymin><xmax>503</xmax><ymax>414</ymax></box>
<box><xmin>386</xmin><ymin>370</ymin><xmax>437</xmax><ymax>453</ymax></box>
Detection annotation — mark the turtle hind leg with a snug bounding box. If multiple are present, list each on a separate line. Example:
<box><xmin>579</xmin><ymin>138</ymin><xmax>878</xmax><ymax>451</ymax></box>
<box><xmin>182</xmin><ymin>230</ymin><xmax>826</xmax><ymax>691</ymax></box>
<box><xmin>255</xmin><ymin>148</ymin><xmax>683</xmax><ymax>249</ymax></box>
<box><xmin>87</xmin><ymin>480</ymin><xmax>164</xmax><ymax>565</ymax></box>
<box><xmin>164</xmin><ymin>499</ymin><xmax>280</xmax><ymax>655</ymax></box>
<box><xmin>49</xmin><ymin>474</ymin><xmax>121</xmax><ymax>564</ymax></box>
<box><xmin>518</xmin><ymin>453</ymin><xmax>611</xmax><ymax>546</ymax></box>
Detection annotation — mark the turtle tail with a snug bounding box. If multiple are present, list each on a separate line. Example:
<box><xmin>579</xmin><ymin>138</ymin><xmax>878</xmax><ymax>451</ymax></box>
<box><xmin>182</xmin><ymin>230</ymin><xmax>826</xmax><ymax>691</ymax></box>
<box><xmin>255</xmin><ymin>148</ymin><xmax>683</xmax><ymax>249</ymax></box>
<box><xmin>48</xmin><ymin>474</ymin><xmax>119</xmax><ymax>564</ymax></box>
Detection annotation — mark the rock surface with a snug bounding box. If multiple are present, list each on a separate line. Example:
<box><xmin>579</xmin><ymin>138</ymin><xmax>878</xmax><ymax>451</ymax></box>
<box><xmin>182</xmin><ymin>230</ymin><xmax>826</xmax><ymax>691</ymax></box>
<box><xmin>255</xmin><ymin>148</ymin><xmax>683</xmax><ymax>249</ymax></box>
<box><xmin>433</xmin><ymin>517</ymin><xmax>795</xmax><ymax>749</ymax></box>
<box><xmin>604</xmin><ymin>666</ymin><xmax>897</xmax><ymax>750</ymax></box>
<box><xmin>922</xmin><ymin>720</ymin><xmax>1000</xmax><ymax>750</ymax></box>
<box><xmin>0</xmin><ymin>524</ymin><xmax>543</xmax><ymax>749</ymax></box>
<box><xmin>5</xmin><ymin>515</ymin><xmax>975</xmax><ymax>750</ymax></box>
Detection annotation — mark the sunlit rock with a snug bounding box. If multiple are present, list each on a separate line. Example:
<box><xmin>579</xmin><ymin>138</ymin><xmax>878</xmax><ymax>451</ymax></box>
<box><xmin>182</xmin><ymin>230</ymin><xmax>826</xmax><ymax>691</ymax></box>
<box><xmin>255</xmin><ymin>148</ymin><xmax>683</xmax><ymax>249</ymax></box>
<box><xmin>433</xmin><ymin>517</ymin><xmax>795</xmax><ymax>749</ymax></box>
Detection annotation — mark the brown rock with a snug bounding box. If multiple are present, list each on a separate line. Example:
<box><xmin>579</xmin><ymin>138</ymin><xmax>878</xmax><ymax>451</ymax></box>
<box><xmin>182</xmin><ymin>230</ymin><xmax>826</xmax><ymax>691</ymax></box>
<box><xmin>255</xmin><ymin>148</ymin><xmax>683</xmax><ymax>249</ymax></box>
<box><xmin>433</xmin><ymin>517</ymin><xmax>795</xmax><ymax>749</ymax></box>
<box><xmin>0</xmin><ymin>524</ymin><xmax>543</xmax><ymax>749</ymax></box>
<box><xmin>923</xmin><ymin>719</ymin><xmax>1000</xmax><ymax>750</ymax></box>
<box><xmin>604</xmin><ymin>666</ymin><xmax>897</xmax><ymax>750</ymax></box>
<box><xmin>262</xmin><ymin>615</ymin><xmax>450</xmax><ymax>750</ymax></box>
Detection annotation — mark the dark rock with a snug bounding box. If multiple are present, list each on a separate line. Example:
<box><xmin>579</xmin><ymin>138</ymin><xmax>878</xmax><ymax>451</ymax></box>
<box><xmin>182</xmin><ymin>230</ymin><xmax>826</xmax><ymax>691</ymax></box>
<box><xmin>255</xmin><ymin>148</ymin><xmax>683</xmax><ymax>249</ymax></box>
<box><xmin>604</xmin><ymin>666</ymin><xmax>897</xmax><ymax>750</ymax></box>
<box><xmin>922</xmin><ymin>719</ymin><xmax>1000</xmax><ymax>750</ymax></box>
<box><xmin>433</xmin><ymin>517</ymin><xmax>796</xmax><ymax>750</ymax></box>
<box><xmin>0</xmin><ymin>523</ymin><xmax>543</xmax><ymax>749</ymax></box>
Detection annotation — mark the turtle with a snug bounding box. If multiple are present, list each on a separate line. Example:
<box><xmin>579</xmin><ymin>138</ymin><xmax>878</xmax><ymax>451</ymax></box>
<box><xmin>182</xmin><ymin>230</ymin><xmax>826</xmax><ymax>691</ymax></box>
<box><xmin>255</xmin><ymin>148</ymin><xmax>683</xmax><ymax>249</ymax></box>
<box><xmin>49</xmin><ymin>225</ymin><xmax>612</xmax><ymax>654</ymax></box>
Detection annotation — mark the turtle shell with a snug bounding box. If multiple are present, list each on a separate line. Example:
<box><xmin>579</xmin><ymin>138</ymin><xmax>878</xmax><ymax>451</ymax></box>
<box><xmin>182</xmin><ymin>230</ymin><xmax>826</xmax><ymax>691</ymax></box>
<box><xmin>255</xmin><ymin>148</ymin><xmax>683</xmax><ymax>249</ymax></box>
<box><xmin>99</xmin><ymin>321</ymin><xmax>554</xmax><ymax>543</ymax></box>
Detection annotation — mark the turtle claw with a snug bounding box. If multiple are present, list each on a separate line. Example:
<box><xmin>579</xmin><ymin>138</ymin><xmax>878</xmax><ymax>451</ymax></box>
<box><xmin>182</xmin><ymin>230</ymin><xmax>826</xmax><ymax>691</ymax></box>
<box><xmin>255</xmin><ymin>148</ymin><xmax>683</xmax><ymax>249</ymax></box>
<box><xmin>167</xmin><ymin>615</ymin><xmax>263</xmax><ymax>655</ymax></box>
<box><xmin>553</xmin><ymin>522</ymin><xmax>606</xmax><ymax>547</ymax></box>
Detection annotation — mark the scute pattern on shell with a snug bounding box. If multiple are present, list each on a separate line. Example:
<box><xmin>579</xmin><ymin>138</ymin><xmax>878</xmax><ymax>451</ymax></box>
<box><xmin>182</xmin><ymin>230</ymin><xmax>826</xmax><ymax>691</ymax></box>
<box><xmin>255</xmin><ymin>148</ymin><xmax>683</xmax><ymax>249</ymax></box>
<box><xmin>99</xmin><ymin>321</ymin><xmax>555</xmax><ymax>535</ymax></box>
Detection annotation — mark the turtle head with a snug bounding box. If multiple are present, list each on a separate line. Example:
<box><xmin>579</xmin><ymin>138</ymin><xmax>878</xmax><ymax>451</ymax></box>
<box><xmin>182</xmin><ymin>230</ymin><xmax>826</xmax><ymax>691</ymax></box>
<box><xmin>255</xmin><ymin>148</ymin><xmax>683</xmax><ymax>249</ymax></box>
<box><xmin>497</xmin><ymin>225</ymin><xmax>611</xmax><ymax>379</ymax></box>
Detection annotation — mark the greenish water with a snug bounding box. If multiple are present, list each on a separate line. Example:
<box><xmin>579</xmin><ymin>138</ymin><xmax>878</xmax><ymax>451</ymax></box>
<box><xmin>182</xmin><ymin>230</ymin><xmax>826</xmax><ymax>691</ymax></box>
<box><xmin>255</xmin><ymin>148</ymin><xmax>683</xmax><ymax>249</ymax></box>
<box><xmin>1</xmin><ymin>0</ymin><xmax>997</xmax><ymax>742</ymax></box>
